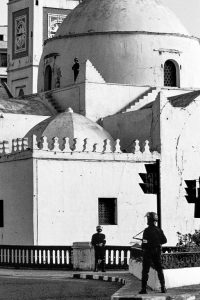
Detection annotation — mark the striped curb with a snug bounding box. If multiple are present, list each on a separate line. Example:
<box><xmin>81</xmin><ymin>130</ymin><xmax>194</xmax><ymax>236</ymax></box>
<box><xmin>111</xmin><ymin>294</ymin><xmax>196</xmax><ymax>300</ymax></box>
<box><xmin>72</xmin><ymin>273</ymin><xmax>126</xmax><ymax>285</ymax></box>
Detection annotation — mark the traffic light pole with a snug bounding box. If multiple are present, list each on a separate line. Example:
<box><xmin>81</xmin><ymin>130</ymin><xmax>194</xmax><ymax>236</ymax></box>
<box><xmin>156</xmin><ymin>159</ymin><xmax>161</xmax><ymax>229</ymax></box>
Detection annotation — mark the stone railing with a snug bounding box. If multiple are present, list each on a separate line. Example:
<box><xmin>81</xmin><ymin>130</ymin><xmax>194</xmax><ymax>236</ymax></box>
<box><xmin>130</xmin><ymin>246</ymin><xmax>200</xmax><ymax>269</ymax></box>
<box><xmin>0</xmin><ymin>244</ymin><xmax>131</xmax><ymax>270</ymax></box>
<box><xmin>0</xmin><ymin>245</ymin><xmax>73</xmax><ymax>269</ymax></box>
<box><xmin>0</xmin><ymin>135</ymin><xmax>160</xmax><ymax>162</ymax></box>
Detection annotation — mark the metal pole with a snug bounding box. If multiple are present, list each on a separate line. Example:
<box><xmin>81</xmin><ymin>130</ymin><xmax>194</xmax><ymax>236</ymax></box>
<box><xmin>156</xmin><ymin>159</ymin><xmax>161</xmax><ymax>229</ymax></box>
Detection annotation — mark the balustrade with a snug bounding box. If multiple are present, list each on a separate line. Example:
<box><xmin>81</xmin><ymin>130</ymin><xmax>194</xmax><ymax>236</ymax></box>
<box><xmin>131</xmin><ymin>246</ymin><xmax>200</xmax><ymax>269</ymax></box>
<box><xmin>0</xmin><ymin>245</ymin><xmax>130</xmax><ymax>270</ymax></box>
<box><xmin>0</xmin><ymin>246</ymin><xmax>72</xmax><ymax>269</ymax></box>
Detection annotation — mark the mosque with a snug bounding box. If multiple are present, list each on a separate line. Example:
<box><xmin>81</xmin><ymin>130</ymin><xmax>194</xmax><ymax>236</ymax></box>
<box><xmin>0</xmin><ymin>0</ymin><xmax>200</xmax><ymax>246</ymax></box>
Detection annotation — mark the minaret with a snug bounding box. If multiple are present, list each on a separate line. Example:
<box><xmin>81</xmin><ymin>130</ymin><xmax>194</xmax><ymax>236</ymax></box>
<box><xmin>7</xmin><ymin>0</ymin><xmax>79</xmax><ymax>97</ymax></box>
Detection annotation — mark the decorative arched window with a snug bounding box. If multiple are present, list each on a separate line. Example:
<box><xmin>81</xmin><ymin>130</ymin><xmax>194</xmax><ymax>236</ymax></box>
<box><xmin>44</xmin><ymin>65</ymin><xmax>52</xmax><ymax>91</ymax></box>
<box><xmin>164</xmin><ymin>60</ymin><xmax>178</xmax><ymax>87</ymax></box>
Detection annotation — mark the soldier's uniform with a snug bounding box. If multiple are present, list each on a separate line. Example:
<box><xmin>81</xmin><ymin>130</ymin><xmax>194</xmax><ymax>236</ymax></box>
<box><xmin>139</xmin><ymin>212</ymin><xmax>167</xmax><ymax>294</ymax></box>
<box><xmin>91</xmin><ymin>226</ymin><xmax>106</xmax><ymax>272</ymax></box>
<box><xmin>72</xmin><ymin>58</ymin><xmax>80</xmax><ymax>82</ymax></box>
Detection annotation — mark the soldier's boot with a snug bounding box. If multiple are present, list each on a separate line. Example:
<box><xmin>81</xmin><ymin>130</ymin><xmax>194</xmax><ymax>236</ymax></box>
<box><xmin>158</xmin><ymin>272</ymin><xmax>166</xmax><ymax>293</ymax></box>
<box><xmin>161</xmin><ymin>286</ymin><xmax>167</xmax><ymax>293</ymax></box>
<box><xmin>139</xmin><ymin>281</ymin><xmax>147</xmax><ymax>294</ymax></box>
<box><xmin>139</xmin><ymin>288</ymin><xmax>147</xmax><ymax>294</ymax></box>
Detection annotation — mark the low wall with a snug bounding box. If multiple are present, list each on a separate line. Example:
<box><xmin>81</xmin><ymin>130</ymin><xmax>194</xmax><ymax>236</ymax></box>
<box><xmin>129</xmin><ymin>258</ymin><xmax>200</xmax><ymax>290</ymax></box>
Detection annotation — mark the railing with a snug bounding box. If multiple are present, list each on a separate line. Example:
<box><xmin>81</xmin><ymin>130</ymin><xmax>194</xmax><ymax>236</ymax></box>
<box><xmin>131</xmin><ymin>246</ymin><xmax>200</xmax><ymax>269</ymax></box>
<box><xmin>0</xmin><ymin>246</ymin><xmax>73</xmax><ymax>269</ymax></box>
<box><xmin>0</xmin><ymin>245</ymin><xmax>131</xmax><ymax>270</ymax></box>
<box><xmin>105</xmin><ymin>246</ymin><xmax>131</xmax><ymax>269</ymax></box>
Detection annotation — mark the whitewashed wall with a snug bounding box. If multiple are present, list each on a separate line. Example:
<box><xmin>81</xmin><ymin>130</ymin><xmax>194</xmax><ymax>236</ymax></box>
<box><xmin>34</xmin><ymin>158</ymin><xmax>157</xmax><ymax>246</ymax></box>
<box><xmin>0</xmin><ymin>158</ymin><xmax>33</xmax><ymax>245</ymax></box>
<box><xmin>0</xmin><ymin>113</ymin><xmax>49</xmax><ymax>148</ymax></box>
<box><xmin>38</xmin><ymin>33</ymin><xmax>200</xmax><ymax>91</ymax></box>
<box><xmin>160</xmin><ymin>92</ymin><xmax>200</xmax><ymax>245</ymax></box>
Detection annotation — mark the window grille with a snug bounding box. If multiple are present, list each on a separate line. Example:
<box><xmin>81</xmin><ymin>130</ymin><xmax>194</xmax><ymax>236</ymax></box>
<box><xmin>98</xmin><ymin>198</ymin><xmax>117</xmax><ymax>225</ymax></box>
<box><xmin>0</xmin><ymin>53</ymin><xmax>7</xmax><ymax>67</ymax></box>
<box><xmin>164</xmin><ymin>60</ymin><xmax>177</xmax><ymax>87</ymax></box>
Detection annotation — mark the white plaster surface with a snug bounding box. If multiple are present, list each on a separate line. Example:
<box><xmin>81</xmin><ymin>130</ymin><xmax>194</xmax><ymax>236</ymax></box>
<box><xmin>129</xmin><ymin>259</ymin><xmax>200</xmax><ymax>289</ymax></box>
<box><xmin>0</xmin><ymin>159</ymin><xmax>34</xmax><ymax>245</ymax></box>
<box><xmin>35</xmin><ymin>158</ymin><xmax>157</xmax><ymax>245</ymax></box>
<box><xmin>0</xmin><ymin>114</ymin><xmax>49</xmax><ymax>149</ymax></box>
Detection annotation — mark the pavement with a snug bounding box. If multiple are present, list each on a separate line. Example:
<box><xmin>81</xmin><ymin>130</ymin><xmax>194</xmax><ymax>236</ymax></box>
<box><xmin>0</xmin><ymin>268</ymin><xmax>199</xmax><ymax>300</ymax></box>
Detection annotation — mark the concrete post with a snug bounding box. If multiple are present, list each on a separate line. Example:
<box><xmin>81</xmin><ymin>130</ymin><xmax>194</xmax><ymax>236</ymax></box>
<box><xmin>72</xmin><ymin>242</ymin><xmax>95</xmax><ymax>270</ymax></box>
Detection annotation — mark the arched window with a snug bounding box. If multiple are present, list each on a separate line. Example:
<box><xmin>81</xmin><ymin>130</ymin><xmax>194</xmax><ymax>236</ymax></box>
<box><xmin>164</xmin><ymin>60</ymin><xmax>178</xmax><ymax>87</ymax></box>
<box><xmin>44</xmin><ymin>65</ymin><xmax>52</xmax><ymax>91</ymax></box>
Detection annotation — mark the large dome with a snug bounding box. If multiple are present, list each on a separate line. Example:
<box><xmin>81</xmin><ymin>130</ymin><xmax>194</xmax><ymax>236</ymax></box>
<box><xmin>38</xmin><ymin>0</ymin><xmax>200</xmax><ymax>90</ymax></box>
<box><xmin>55</xmin><ymin>0</ymin><xmax>189</xmax><ymax>36</ymax></box>
<box><xmin>25</xmin><ymin>108</ymin><xmax>114</xmax><ymax>149</ymax></box>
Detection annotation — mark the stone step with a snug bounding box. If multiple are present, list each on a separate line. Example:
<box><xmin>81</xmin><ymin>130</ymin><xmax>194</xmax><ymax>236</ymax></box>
<box><xmin>125</xmin><ymin>88</ymin><xmax>159</xmax><ymax>112</ymax></box>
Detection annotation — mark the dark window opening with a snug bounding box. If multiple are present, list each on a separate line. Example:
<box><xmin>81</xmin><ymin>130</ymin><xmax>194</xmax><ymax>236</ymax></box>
<box><xmin>98</xmin><ymin>198</ymin><xmax>117</xmax><ymax>225</ymax></box>
<box><xmin>0</xmin><ymin>35</ymin><xmax>3</xmax><ymax>41</ymax></box>
<box><xmin>0</xmin><ymin>200</ymin><xmax>4</xmax><ymax>227</ymax></box>
<box><xmin>164</xmin><ymin>60</ymin><xmax>177</xmax><ymax>87</ymax></box>
<box><xmin>0</xmin><ymin>53</ymin><xmax>7</xmax><ymax>67</ymax></box>
<box><xmin>18</xmin><ymin>88</ymin><xmax>24</xmax><ymax>97</ymax></box>
<box><xmin>44</xmin><ymin>65</ymin><xmax>52</xmax><ymax>91</ymax></box>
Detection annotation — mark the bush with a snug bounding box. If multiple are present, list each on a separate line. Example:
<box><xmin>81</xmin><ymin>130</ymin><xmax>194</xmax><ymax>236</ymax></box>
<box><xmin>176</xmin><ymin>230</ymin><xmax>200</xmax><ymax>251</ymax></box>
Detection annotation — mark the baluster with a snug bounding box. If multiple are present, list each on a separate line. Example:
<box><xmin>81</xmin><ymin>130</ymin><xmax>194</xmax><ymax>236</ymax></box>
<box><xmin>50</xmin><ymin>249</ymin><xmax>53</xmax><ymax>266</ymax></box>
<box><xmin>28</xmin><ymin>248</ymin><xmax>31</xmax><ymax>266</ymax></box>
<box><xmin>32</xmin><ymin>135</ymin><xmax>39</xmax><ymax>150</ymax></box>
<box><xmin>3</xmin><ymin>141</ymin><xmax>9</xmax><ymax>154</ymax></box>
<box><xmin>124</xmin><ymin>250</ymin><xmax>128</xmax><ymax>267</ymax></box>
<box><xmin>17</xmin><ymin>138</ymin><xmax>23</xmax><ymax>152</ymax></box>
<box><xmin>40</xmin><ymin>136</ymin><xmax>49</xmax><ymax>151</ymax></box>
<box><xmin>0</xmin><ymin>142</ymin><xmax>3</xmax><ymax>154</ymax></box>
<box><xmin>52</xmin><ymin>137</ymin><xmax>60</xmax><ymax>152</ymax></box>
<box><xmin>12</xmin><ymin>139</ymin><xmax>17</xmax><ymax>153</ymax></box>
<box><xmin>114</xmin><ymin>139</ymin><xmax>121</xmax><ymax>153</ymax></box>
<box><xmin>40</xmin><ymin>249</ymin><xmax>45</xmax><ymax>265</ymax></box>
<box><xmin>37</xmin><ymin>249</ymin><xmax>40</xmax><ymax>265</ymax></box>
<box><xmin>62</xmin><ymin>137</ymin><xmax>71</xmax><ymax>152</ymax></box>
<box><xmin>103</xmin><ymin>139</ymin><xmax>112</xmax><ymax>153</ymax></box>
<box><xmin>118</xmin><ymin>249</ymin><xmax>122</xmax><ymax>267</ymax></box>
<box><xmin>22</xmin><ymin>138</ymin><xmax>29</xmax><ymax>151</ymax></box>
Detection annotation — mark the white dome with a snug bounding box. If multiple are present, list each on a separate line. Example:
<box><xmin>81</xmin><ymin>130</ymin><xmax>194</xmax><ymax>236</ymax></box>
<box><xmin>38</xmin><ymin>0</ymin><xmax>200</xmax><ymax>90</ymax></box>
<box><xmin>25</xmin><ymin>109</ymin><xmax>114</xmax><ymax>148</ymax></box>
<box><xmin>55</xmin><ymin>0</ymin><xmax>189</xmax><ymax>36</ymax></box>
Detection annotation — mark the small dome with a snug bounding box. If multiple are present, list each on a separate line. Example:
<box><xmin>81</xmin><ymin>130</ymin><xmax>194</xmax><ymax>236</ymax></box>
<box><xmin>25</xmin><ymin>109</ymin><xmax>114</xmax><ymax>148</ymax></box>
<box><xmin>55</xmin><ymin>0</ymin><xmax>189</xmax><ymax>36</ymax></box>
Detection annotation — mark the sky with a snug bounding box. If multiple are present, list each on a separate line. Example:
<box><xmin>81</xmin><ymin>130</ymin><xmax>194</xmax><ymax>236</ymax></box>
<box><xmin>0</xmin><ymin>0</ymin><xmax>200</xmax><ymax>37</ymax></box>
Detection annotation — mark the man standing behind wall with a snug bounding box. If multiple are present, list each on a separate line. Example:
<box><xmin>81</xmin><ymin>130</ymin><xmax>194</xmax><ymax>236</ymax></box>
<box><xmin>91</xmin><ymin>226</ymin><xmax>106</xmax><ymax>272</ymax></box>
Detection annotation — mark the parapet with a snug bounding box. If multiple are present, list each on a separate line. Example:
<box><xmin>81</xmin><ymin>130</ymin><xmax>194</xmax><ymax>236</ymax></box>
<box><xmin>0</xmin><ymin>135</ymin><xmax>160</xmax><ymax>162</ymax></box>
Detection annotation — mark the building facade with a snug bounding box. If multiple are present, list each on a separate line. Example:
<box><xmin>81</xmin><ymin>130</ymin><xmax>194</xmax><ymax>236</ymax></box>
<box><xmin>0</xmin><ymin>0</ymin><xmax>200</xmax><ymax>246</ymax></box>
<box><xmin>7</xmin><ymin>0</ymin><xmax>79</xmax><ymax>97</ymax></box>
<box><xmin>0</xmin><ymin>26</ymin><xmax>8</xmax><ymax>84</ymax></box>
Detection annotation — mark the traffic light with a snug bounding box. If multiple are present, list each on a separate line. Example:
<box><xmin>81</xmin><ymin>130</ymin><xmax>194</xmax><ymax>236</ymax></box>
<box><xmin>185</xmin><ymin>179</ymin><xmax>200</xmax><ymax>218</ymax></box>
<box><xmin>185</xmin><ymin>180</ymin><xmax>197</xmax><ymax>203</ymax></box>
<box><xmin>139</xmin><ymin>162</ymin><xmax>159</xmax><ymax>194</ymax></box>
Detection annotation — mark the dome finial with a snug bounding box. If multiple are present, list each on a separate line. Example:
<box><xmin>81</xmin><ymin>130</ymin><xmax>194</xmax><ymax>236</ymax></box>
<box><xmin>66</xmin><ymin>107</ymin><xmax>73</xmax><ymax>113</ymax></box>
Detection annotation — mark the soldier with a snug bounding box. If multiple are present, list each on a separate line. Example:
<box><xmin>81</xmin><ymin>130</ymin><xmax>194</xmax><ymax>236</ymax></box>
<box><xmin>139</xmin><ymin>212</ymin><xmax>167</xmax><ymax>294</ymax></box>
<box><xmin>91</xmin><ymin>225</ymin><xmax>106</xmax><ymax>272</ymax></box>
<box><xmin>72</xmin><ymin>57</ymin><xmax>80</xmax><ymax>82</ymax></box>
